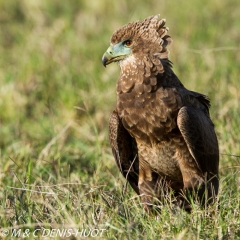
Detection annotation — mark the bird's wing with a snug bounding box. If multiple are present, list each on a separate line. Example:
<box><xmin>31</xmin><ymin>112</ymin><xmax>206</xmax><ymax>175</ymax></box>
<box><xmin>109</xmin><ymin>110</ymin><xmax>139</xmax><ymax>194</ymax></box>
<box><xmin>177</xmin><ymin>105</ymin><xmax>219</xmax><ymax>176</ymax></box>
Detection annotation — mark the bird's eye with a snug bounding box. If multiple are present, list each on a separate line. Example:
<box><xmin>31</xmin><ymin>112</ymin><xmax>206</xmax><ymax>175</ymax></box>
<box><xmin>124</xmin><ymin>40</ymin><xmax>133</xmax><ymax>47</ymax></box>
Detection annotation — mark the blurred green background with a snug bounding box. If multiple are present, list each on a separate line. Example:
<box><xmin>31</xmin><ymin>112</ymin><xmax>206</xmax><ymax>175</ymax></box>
<box><xmin>0</xmin><ymin>0</ymin><xmax>239</xmax><ymax>238</ymax></box>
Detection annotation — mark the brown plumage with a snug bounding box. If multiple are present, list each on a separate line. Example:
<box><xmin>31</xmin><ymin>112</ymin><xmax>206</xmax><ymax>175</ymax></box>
<box><xmin>102</xmin><ymin>15</ymin><xmax>219</xmax><ymax>213</ymax></box>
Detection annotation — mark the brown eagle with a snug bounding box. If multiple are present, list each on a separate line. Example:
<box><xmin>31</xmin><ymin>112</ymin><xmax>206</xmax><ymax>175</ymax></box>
<box><xmin>102</xmin><ymin>15</ymin><xmax>219</xmax><ymax>212</ymax></box>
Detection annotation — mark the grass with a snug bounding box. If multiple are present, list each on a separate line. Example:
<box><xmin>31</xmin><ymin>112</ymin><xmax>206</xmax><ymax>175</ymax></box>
<box><xmin>0</xmin><ymin>0</ymin><xmax>240</xmax><ymax>239</ymax></box>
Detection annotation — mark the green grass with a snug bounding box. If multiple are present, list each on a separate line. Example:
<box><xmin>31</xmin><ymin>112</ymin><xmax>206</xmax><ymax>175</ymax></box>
<box><xmin>0</xmin><ymin>0</ymin><xmax>240</xmax><ymax>239</ymax></box>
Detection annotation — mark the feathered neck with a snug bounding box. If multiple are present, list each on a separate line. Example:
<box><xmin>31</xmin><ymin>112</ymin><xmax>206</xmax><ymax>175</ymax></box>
<box><xmin>117</xmin><ymin>55</ymin><xmax>169</xmax><ymax>89</ymax></box>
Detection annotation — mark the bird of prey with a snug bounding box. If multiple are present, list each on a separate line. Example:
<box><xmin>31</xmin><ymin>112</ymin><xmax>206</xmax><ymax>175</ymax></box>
<box><xmin>102</xmin><ymin>15</ymin><xmax>219</xmax><ymax>213</ymax></box>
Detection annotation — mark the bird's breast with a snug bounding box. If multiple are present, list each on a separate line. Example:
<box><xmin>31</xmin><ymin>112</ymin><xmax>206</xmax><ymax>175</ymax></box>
<box><xmin>117</xmin><ymin>87</ymin><xmax>179</xmax><ymax>145</ymax></box>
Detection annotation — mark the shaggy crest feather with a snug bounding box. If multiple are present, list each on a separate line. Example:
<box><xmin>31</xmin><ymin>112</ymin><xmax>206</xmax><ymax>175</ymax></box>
<box><xmin>111</xmin><ymin>15</ymin><xmax>172</xmax><ymax>63</ymax></box>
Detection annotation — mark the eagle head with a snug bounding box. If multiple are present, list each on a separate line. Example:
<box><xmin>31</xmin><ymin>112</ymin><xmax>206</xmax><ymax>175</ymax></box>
<box><xmin>102</xmin><ymin>14</ymin><xmax>172</xmax><ymax>74</ymax></box>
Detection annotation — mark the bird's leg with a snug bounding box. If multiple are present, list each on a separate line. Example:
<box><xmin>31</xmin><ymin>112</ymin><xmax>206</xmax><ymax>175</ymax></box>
<box><xmin>176</xmin><ymin>147</ymin><xmax>204</xmax><ymax>211</ymax></box>
<box><xmin>138</xmin><ymin>156</ymin><xmax>157</xmax><ymax>213</ymax></box>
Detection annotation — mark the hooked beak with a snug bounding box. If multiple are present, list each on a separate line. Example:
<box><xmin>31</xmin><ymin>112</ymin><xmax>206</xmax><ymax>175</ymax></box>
<box><xmin>102</xmin><ymin>44</ymin><xmax>128</xmax><ymax>67</ymax></box>
<box><xmin>102</xmin><ymin>49</ymin><xmax>112</xmax><ymax>67</ymax></box>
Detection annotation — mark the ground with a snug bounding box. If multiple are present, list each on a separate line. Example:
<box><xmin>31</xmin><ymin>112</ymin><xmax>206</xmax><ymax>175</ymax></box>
<box><xmin>0</xmin><ymin>0</ymin><xmax>239</xmax><ymax>239</ymax></box>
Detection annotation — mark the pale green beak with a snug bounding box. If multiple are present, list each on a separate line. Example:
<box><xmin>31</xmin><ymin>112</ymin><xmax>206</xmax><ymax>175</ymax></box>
<box><xmin>102</xmin><ymin>42</ymin><xmax>131</xmax><ymax>67</ymax></box>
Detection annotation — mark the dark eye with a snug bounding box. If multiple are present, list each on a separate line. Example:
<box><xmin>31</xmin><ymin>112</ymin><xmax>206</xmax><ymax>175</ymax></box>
<box><xmin>124</xmin><ymin>40</ymin><xmax>133</xmax><ymax>47</ymax></box>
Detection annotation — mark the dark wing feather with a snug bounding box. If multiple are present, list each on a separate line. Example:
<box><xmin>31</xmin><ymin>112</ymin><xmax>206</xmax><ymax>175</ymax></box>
<box><xmin>109</xmin><ymin>110</ymin><xmax>139</xmax><ymax>194</ymax></box>
<box><xmin>177</xmin><ymin>106</ymin><xmax>219</xmax><ymax>178</ymax></box>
